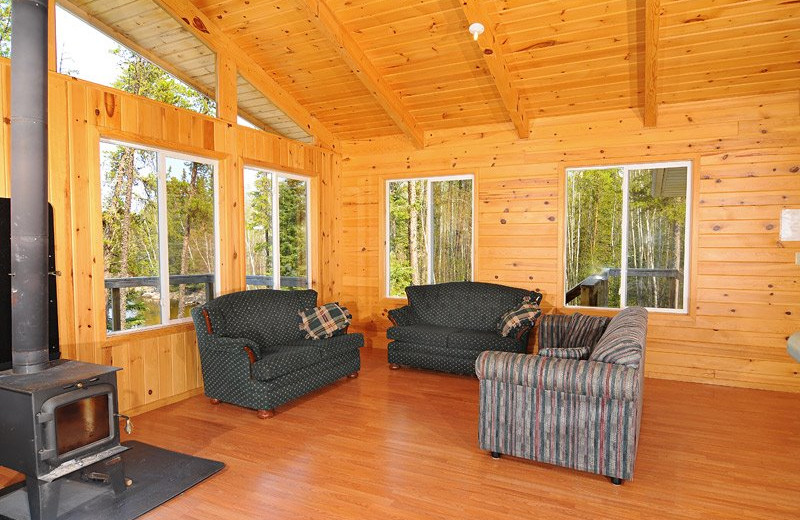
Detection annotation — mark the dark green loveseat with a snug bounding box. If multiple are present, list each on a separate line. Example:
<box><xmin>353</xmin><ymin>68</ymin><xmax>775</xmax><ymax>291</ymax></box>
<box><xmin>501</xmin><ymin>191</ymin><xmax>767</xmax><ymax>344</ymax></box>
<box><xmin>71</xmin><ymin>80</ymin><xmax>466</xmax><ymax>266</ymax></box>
<box><xmin>191</xmin><ymin>289</ymin><xmax>362</xmax><ymax>418</ymax></box>
<box><xmin>386</xmin><ymin>281</ymin><xmax>542</xmax><ymax>375</ymax></box>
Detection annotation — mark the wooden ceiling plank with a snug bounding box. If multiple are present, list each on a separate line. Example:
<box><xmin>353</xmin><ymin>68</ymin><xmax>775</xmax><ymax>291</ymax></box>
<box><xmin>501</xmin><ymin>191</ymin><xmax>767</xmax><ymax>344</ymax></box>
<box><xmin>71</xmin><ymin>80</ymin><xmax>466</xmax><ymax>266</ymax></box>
<box><xmin>301</xmin><ymin>0</ymin><xmax>425</xmax><ymax>148</ymax></box>
<box><xmin>152</xmin><ymin>0</ymin><xmax>337</xmax><ymax>149</ymax></box>
<box><xmin>644</xmin><ymin>0</ymin><xmax>661</xmax><ymax>127</ymax></box>
<box><xmin>458</xmin><ymin>0</ymin><xmax>529</xmax><ymax>138</ymax></box>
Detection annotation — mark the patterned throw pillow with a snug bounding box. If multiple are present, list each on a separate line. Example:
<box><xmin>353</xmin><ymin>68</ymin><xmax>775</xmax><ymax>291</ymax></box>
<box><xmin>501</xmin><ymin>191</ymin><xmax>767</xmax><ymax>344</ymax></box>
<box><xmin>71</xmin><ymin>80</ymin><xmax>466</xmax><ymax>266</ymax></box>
<box><xmin>299</xmin><ymin>303</ymin><xmax>352</xmax><ymax>340</ymax></box>
<box><xmin>497</xmin><ymin>302</ymin><xmax>542</xmax><ymax>338</ymax></box>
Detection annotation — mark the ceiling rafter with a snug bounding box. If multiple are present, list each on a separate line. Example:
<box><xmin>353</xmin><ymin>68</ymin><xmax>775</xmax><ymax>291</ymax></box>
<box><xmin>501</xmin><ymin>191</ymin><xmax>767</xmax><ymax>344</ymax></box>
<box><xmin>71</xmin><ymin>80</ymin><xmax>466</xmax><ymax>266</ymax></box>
<box><xmin>152</xmin><ymin>0</ymin><xmax>337</xmax><ymax>149</ymax></box>
<box><xmin>302</xmin><ymin>0</ymin><xmax>425</xmax><ymax>149</ymax></box>
<box><xmin>644</xmin><ymin>0</ymin><xmax>661</xmax><ymax>127</ymax></box>
<box><xmin>458</xmin><ymin>0</ymin><xmax>530</xmax><ymax>139</ymax></box>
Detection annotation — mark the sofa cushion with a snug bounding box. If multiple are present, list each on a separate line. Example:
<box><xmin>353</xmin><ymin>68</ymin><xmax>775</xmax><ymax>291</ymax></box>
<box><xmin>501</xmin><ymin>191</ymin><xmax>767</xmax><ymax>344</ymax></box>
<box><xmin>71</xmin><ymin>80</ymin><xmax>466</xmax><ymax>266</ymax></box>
<box><xmin>289</xmin><ymin>333</ymin><xmax>364</xmax><ymax>358</ymax></box>
<box><xmin>497</xmin><ymin>302</ymin><xmax>541</xmax><ymax>337</ymax></box>
<box><xmin>387</xmin><ymin>324</ymin><xmax>462</xmax><ymax>347</ymax></box>
<box><xmin>447</xmin><ymin>330</ymin><xmax>525</xmax><ymax>353</ymax></box>
<box><xmin>299</xmin><ymin>303</ymin><xmax>352</xmax><ymax>339</ymax></box>
<box><xmin>564</xmin><ymin>313</ymin><xmax>610</xmax><ymax>350</ymax></box>
<box><xmin>204</xmin><ymin>289</ymin><xmax>318</xmax><ymax>347</ymax></box>
<box><xmin>405</xmin><ymin>281</ymin><xmax>541</xmax><ymax>331</ymax></box>
<box><xmin>589</xmin><ymin>307</ymin><xmax>648</xmax><ymax>368</ymax></box>
<box><xmin>252</xmin><ymin>345</ymin><xmax>321</xmax><ymax>381</ymax></box>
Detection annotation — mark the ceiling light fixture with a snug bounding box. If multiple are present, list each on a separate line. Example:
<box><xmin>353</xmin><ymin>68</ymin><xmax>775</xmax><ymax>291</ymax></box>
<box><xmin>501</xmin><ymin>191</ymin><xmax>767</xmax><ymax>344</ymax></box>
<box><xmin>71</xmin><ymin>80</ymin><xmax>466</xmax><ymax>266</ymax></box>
<box><xmin>468</xmin><ymin>22</ymin><xmax>484</xmax><ymax>41</ymax></box>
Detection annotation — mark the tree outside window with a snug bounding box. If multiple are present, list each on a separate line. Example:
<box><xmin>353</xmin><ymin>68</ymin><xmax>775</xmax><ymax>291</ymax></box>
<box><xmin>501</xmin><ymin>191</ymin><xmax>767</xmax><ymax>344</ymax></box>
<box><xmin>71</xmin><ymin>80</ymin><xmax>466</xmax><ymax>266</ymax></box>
<box><xmin>387</xmin><ymin>176</ymin><xmax>473</xmax><ymax>297</ymax></box>
<box><xmin>243</xmin><ymin>167</ymin><xmax>310</xmax><ymax>291</ymax></box>
<box><xmin>101</xmin><ymin>142</ymin><xmax>216</xmax><ymax>333</ymax></box>
<box><xmin>565</xmin><ymin>162</ymin><xmax>691</xmax><ymax>312</ymax></box>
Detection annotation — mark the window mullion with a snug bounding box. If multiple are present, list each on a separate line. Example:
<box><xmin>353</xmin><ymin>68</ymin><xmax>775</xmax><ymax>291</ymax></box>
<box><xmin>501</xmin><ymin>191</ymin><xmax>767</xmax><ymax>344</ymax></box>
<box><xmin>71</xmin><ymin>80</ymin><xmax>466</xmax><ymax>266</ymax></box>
<box><xmin>157</xmin><ymin>153</ymin><xmax>170</xmax><ymax>324</ymax></box>
<box><xmin>619</xmin><ymin>166</ymin><xmax>630</xmax><ymax>309</ymax></box>
<box><xmin>272</xmin><ymin>173</ymin><xmax>280</xmax><ymax>290</ymax></box>
<box><xmin>427</xmin><ymin>179</ymin><xmax>434</xmax><ymax>284</ymax></box>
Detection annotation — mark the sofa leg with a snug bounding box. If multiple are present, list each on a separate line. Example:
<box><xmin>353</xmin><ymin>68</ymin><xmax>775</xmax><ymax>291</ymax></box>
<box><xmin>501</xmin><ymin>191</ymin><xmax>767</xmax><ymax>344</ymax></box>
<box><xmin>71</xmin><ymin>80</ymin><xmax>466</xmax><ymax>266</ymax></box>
<box><xmin>257</xmin><ymin>409</ymin><xmax>275</xmax><ymax>419</ymax></box>
<box><xmin>490</xmin><ymin>452</ymin><xmax>501</xmax><ymax>459</ymax></box>
<box><xmin>610</xmin><ymin>477</ymin><xmax>623</xmax><ymax>486</ymax></box>
<box><xmin>389</xmin><ymin>364</ymin><xmax>401</xmax><ymax>370</ymax></box>
<box><xmin>210</xmin><ymin>398</ymin><xmax>221</xmax><ymax>405</ymax></box>
<box><xmin>347</xmin><ymin>371</ymin><xmax>359</xmax><ymax>379</ymax></box>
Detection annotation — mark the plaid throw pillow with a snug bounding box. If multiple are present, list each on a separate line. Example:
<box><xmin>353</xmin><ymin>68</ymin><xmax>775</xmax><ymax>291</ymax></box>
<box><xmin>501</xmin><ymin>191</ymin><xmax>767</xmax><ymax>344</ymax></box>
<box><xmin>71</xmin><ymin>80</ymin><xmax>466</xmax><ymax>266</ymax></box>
<box><xmin>497</xmin><ymin>302</ymin><xmax>541</xmax><ymax>338</ymax></box>
<box><xmin>299</xmin><ymin>303</ymin><xmax>352</xmax><ymax>340</ymax></box>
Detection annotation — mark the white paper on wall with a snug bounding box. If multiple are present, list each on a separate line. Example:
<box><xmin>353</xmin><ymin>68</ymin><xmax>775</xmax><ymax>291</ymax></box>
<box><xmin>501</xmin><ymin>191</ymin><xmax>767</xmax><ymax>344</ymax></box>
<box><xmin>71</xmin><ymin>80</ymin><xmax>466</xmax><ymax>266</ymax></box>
<box><xmin>780</xmin><ymin>209</ymin><xmax>800</xmax><ymax>241</ymax></box>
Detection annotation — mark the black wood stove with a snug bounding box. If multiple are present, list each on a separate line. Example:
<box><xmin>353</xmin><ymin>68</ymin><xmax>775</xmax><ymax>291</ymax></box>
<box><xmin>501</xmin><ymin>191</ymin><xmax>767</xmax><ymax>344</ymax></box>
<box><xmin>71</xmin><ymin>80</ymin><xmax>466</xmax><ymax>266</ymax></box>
<box><xmin>0</xmin><ymin>361</ymin><xmax>129</xmax><ymax>519</ymax></box>
<box><xmin>0</xmin><ymin>0</ymin><xmax>130</xmax><ymax>519</ymax></box>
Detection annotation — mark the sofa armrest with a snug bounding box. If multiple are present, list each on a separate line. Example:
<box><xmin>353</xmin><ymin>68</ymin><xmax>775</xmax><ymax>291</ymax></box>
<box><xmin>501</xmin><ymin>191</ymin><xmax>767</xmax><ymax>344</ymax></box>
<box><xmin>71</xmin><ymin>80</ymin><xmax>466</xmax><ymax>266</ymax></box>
<box><xmin>475</xmin><ymin>351</ymin><xmax>639</xmax><ymax>401</ymax></box>
<box><xmin>388</xmin><ymin>305</ymin><xmax>416</xmax><ymax>326</ymax></box>
<box><xmin>537</xmin><ymin>314</ymin><xmax>571</xmax><ymax>350</ymax></box>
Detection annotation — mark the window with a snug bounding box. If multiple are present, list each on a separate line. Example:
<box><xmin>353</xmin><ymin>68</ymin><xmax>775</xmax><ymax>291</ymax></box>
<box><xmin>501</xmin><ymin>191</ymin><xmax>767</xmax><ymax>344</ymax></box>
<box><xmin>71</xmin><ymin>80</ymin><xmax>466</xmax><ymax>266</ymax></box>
<box><xmin>101</xmin><ymin>141</ymin><xmax>217</xmax><ymax>333</ymax></box>
<box><xmin>565</xmin><ymin>161</ymin><xmax>691</xmax><ymax>312</ymax></box>
<box><xmin>55</xmin><ymin>5</ymin><xmax>216</xmax><ymax>116</ymax></box>
<box><xmin>386</xmin><ymin>176</ymin><xmax>474</xmax><ymax>297</ymax></box>
<box><xmin>243</xmin><ymin>167</ymin><xmax>310</xmax><ymax>290</ymax></box>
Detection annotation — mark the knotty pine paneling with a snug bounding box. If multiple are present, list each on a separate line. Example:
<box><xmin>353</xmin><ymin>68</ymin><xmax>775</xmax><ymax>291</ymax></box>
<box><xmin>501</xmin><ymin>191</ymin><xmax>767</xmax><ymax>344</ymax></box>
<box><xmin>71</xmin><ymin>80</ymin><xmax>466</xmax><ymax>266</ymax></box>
<box><xmin>337</xmin><ymin>90</ymin><xmax>800</xmax><ymax>393</ymax></box>
<box><xmin>0</xmin><ymin>58</ymin><xmax>337</xmax><ymax>415</ymax></box>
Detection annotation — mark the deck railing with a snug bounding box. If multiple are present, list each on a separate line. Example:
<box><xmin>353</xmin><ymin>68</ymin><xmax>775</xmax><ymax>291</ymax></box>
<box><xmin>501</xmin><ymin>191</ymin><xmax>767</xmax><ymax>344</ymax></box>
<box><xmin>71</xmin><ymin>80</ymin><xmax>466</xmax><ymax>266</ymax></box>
<box><xmin>104</xmin><ymin>274</ymin><xmax>308</xmax><ymax>331</ymax></box>
<box><xmin>565</xmin><ymin>267</ymin><xmax>682</xmax><ymax>308</ymax></box>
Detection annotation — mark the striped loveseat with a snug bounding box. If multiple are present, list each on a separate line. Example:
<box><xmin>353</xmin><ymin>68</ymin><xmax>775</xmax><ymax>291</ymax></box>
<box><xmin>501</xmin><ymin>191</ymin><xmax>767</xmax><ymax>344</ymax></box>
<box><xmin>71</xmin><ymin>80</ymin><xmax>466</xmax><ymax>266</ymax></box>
<box><xmin>476</xmin><ymin>307</ymin><xmax>648</xmax><ymax>484</ymax></box>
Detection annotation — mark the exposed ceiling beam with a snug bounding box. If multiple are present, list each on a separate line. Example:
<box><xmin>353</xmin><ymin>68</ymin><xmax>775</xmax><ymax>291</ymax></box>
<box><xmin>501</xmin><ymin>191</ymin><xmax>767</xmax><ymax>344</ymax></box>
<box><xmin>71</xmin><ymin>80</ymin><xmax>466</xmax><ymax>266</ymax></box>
<box><xmin>152</xmin><ymin>0</ymin><xmax>338</xmax><ymax>149</ymax></box>
<box><xmin>644</xmin><ymin>0</ymin><xmax>661</xmax><ymax>127</ymax></box>
<box><xmin>459</xmin><ymin>0</ymin><xmax>529</xmax><ymax>139</ymax></box>
<box><xmin>302</xmin><ymin>0</ymin><xmax>425</xmax><ymax>149</ymax></box>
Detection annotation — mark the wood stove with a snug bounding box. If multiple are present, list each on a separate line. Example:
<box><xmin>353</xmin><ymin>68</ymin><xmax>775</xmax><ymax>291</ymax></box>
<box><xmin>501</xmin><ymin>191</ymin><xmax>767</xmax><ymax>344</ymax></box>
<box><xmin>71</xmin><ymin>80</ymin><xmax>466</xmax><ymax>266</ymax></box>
<box><xmin>0</xmin><ymin>360</ymin><xmax>129</xmax><ymax>519</ymax></box>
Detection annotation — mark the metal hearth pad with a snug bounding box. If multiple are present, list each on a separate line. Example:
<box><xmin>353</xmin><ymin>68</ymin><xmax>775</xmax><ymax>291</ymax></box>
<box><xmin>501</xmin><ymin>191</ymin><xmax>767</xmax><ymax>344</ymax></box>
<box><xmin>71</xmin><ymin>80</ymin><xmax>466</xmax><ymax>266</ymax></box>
<box><xmin>0</xmin><ymin>441</ymin><xmax>224</xmax><ymax>520</ymax></box>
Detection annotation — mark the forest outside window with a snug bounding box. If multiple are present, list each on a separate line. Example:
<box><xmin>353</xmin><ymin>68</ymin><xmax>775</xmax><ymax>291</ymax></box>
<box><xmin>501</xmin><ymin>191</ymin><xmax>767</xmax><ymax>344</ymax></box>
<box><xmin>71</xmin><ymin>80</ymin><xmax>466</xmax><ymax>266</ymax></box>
<box><xmin>101</xmin><ymin>141</ymin><xmax>218</xmax><ymax>333</ymax></box>
<box><xmin>565</xmin><ymin>161</ymin><xmax>691</xmax><ymax>312</ymax></box>
<box><xmin>243</xmin><ymin>167</ymin><xmax>310</xmax><ymax>291</ymax></box>
<box><xmin>386</xmin><ymin>176</ymin><xmax>474</xmax><ymax>297</ymax></box>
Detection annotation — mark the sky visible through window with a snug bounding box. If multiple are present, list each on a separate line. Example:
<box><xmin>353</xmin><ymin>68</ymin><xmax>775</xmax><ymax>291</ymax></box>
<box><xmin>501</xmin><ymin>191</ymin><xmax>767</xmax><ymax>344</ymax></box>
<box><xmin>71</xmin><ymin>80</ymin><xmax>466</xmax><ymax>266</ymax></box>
<box><xmin>55</xmin><ymin>6</ymin><xmax>119</xmax><ymax>86</ymax></box>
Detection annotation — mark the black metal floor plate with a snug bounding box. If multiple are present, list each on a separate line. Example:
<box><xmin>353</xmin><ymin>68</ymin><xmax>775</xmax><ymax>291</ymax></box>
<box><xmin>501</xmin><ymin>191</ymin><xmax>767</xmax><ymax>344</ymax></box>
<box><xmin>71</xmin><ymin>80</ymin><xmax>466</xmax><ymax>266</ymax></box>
<box><xmin>0</xmin><ymin>441</ymin><xmax>224</xmax><ymax>520</ymax></box>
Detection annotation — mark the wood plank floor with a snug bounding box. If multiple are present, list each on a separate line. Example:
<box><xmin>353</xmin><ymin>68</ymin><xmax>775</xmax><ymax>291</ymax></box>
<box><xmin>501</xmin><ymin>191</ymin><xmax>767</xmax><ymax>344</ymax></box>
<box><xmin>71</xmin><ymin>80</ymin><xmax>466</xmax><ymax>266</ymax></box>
<box><xmin>2</xmin><ymin>347</ymin><xmax>799</xmax><ymax>519</ymax></box>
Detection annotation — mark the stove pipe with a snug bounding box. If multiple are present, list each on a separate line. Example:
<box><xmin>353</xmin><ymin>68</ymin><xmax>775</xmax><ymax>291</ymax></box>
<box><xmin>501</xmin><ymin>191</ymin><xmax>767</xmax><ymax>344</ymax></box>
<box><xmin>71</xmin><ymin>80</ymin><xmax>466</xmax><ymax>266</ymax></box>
<box><xmin>9</xmin><ymin>0</ymin><xmax>50</xmax><ymax>374</ymax></box>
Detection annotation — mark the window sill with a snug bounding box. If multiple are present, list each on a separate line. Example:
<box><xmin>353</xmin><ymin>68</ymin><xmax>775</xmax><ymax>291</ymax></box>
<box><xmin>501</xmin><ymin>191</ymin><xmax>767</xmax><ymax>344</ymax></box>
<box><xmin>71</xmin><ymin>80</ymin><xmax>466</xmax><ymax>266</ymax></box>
<box><xmin>103</xmin><ymin>319</ymin><xmax>195</xmax><ymax>346</ymax></box>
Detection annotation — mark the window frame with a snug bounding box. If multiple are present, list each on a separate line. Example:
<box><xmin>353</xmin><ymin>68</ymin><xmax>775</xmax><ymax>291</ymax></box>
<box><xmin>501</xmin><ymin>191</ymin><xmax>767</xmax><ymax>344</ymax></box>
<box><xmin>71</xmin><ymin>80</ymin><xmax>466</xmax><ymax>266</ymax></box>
<box><xmin>242</xmin><ymin>165</ymin><xmax>312</xmax><ymax>291</ymax></box>
<box><xmin>563</xmin><ymin>160</ymin><xmax>692</xmax><ymax>314</ymax></box>
<box><xmin>100</xmin><ymin>138</ymin><xmax>220</xmax><ymax>334</ymax></box>
<box><xmin>384</xmin><ymin>174</ymin><xmax>475</xmax><ymax>299</ymax></box>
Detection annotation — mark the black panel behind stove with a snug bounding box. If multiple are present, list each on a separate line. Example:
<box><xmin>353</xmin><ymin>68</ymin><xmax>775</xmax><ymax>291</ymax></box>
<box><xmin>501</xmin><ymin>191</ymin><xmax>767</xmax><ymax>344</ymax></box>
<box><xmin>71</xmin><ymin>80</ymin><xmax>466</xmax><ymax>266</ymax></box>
<box><xmin>0</xmin><ymin>198</ymin><xmax>60</xmax><ymax>371</ymax></box>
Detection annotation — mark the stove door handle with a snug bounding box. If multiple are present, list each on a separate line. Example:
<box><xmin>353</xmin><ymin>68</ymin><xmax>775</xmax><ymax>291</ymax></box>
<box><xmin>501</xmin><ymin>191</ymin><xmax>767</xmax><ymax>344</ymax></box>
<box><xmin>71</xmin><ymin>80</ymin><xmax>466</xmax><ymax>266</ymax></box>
<box><xmin>115</xmin><ymin>413</ymin><xmax>133</xmax><ymax>435</ymax></box>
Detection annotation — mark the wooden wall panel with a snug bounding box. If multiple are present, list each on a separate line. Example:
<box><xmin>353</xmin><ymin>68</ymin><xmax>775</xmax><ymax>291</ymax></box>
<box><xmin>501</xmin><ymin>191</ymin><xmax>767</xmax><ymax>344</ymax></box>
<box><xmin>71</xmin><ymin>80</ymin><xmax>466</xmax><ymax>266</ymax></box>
<box><xmin>0</xmin><ymin>58</ymin><xmax>338</xmax><ymax>415</ymax></box>
<box><xmin>337</xmin><ymin>89</ymin><xmax>800</xmax><ymax>393</ymax></box>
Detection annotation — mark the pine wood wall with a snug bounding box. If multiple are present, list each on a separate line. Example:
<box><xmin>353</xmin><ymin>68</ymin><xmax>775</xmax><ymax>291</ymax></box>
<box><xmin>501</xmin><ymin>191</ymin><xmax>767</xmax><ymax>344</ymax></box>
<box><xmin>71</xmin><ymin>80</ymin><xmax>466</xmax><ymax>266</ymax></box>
<box><xmin>0</xmin><ymin>59</ymin><xmax>337</xmax><ymax>415</ymax></box>
<box><xmin>336</xmin><ymin>90</ymin><xmax>800</xmax><ymax>394</ymax></box>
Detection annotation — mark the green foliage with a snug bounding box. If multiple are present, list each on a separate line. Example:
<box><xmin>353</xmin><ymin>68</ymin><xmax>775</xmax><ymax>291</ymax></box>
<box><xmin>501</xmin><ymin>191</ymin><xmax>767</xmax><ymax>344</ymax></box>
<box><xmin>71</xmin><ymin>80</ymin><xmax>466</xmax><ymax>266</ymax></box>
<box><xmin>566</xmin><ymin>167</ymin><xmax>687</xmax><ymax>309</ymax></box>
<box><xmin>388</xmin><ymin>178</ymin><xmax>472</xmax><ymax>296</ymax></box>
<box><xmin>278</xmin><ymin>179</ymin><xmax>308</xmax><ymax>284</ymax></box>
<box><xmin>244</xmin><ymin>169</ymin><xmax>273</xmax><ymax>280</ymax></box>
<box><xmin>111</xmin><ymin>48</ymin><xmax>216</xmax><ymax>115</ymax></box>
<box><xmin>0</xmin><ymin>0</ymin><xmax>10</xmax><ymax>58</ymax></box>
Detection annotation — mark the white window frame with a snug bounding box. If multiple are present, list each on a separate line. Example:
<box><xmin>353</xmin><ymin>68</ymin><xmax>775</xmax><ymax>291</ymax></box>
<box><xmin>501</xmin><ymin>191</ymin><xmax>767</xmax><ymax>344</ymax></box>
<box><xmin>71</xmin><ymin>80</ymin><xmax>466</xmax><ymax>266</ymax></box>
<box><xmin>243</xmin><ymin>166</ymin><xmax>312</xmax><ymax>290</ymax></box>
<box><xmin>564</xmin><ymin>160</ymin><xmax>692</xmax><ymax>314</ymax></box>
<box><xmin>384</xmin><ymin>174</ymin><xmax>475</xmax><ymax>298</ymax></box>
<box><xmin>101</xmin><ymin>139</ymin><xmax>220</xmax><ymax>333</ymax></box>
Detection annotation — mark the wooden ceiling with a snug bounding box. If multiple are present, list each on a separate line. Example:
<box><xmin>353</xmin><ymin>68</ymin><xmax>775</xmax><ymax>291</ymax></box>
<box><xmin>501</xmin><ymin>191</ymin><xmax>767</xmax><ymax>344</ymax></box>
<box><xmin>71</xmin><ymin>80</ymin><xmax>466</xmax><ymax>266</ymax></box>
<box><xmin>64</xmin><ymin>0</ymin><xmax>800</xmax><ymax>146</ymax></box>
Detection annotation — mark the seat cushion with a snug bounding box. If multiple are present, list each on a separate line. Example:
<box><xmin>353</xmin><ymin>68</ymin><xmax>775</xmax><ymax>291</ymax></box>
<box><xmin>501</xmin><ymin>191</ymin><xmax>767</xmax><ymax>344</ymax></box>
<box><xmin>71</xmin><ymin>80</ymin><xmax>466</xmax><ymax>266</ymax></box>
<box><xmin>290</xmin><ymin>333</ymin><xmax>364</xmax><ymax>358</ymax></box>
<box><xmin>252</xmin><ymin>345</ymin><xmax>320</xmax><ymax>381</ymax></box>
<box><xmin>387</xmin><ymin>325</ymin><xmax>463</xmax><ymax>347</ymax></box>
<box><xmin>447</xmin><ymin>330</ymin><xmax>524</xmax><ymax>353</ymax></box>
